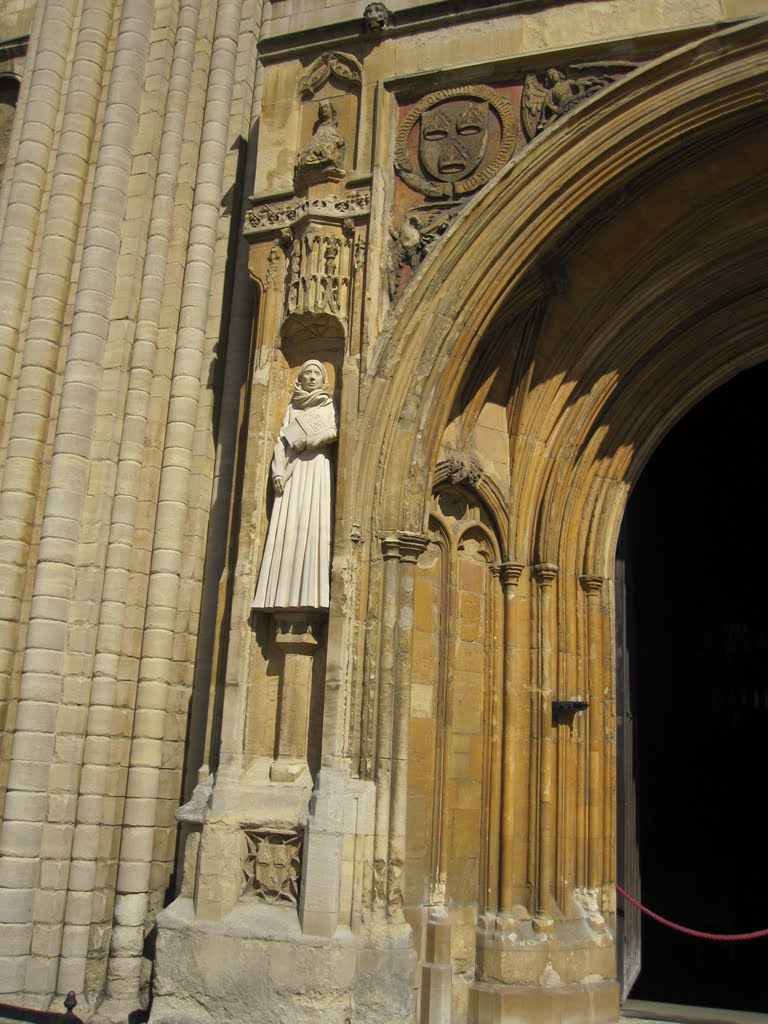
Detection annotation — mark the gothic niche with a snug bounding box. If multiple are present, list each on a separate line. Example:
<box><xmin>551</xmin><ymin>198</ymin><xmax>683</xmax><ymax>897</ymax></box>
<box><xmin>521</xmin><ymin>61</ymin><xmax>637</xmax><ymax>138</ymax></box>
<box><xmin>294</xmin><ymin>51</ymin><xmax>362</xmax><ymax>193</ymax></box>
<box><xmin>295</xmin><ymin>100</ymin><xmax>346</xmax><ymax>187</ymax></box>
<box><xmin>405</xmin><ymin>484</ymin><xmax>502</xmax><ymax>971</ymax></box>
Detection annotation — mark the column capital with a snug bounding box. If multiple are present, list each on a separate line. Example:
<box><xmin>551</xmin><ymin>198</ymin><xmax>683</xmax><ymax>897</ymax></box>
<box><xmin>533</xmin><ymin>562</ymin><xmax>559</xmax><ymax>587</ymax></box>
<box><xmin>496</xmin><ymin>561</ymin><xmax>524</xmax><ymax>588</ymax></box>
<box><xmin>579</xmin><ymin>573</ymin><xmax>604</xmax><ymax>595</ymax></box>
<box><xmin>397</xmin><ymin>531</ymin><xmax>429</xmax><ymax>563</ymax></box>
<box><xmin>378</xmin><ymin>531</ymin><xmax>429</xmax><ymax>563</ymax></box>
<box><xmin>380</xmin><ymin>534</ymin><xmax>402</xmax><ymax>560</ymax></box>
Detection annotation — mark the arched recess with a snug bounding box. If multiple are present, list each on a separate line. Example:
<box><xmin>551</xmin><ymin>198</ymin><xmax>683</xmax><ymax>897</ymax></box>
<box><xmin>405</xmin><ymin>482</ymin><xmax>504</xmax><ymax>994</ymax></box>
<box><xmin>347</xmin><ymin>15</ymin><xmax>768</xmax><ymax>1015</ymax></box>
<box><xmin>349</xmin><ymin>17</ymin><xmax>768</xmax><ymax>547</ymax></box>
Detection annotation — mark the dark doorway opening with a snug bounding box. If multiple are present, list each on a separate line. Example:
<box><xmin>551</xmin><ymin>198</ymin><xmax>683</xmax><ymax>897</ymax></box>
<box><xmin>619</xmin><ymin>362</ymin><xmax>768</xmax><ymax>1014</ymax></box>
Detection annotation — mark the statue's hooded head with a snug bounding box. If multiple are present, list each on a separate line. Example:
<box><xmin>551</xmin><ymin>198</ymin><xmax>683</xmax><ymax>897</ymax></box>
<box><xmin>293</xmin><ymin>359</ymin><xmax>332</xmax><ymax>408</ymax></box>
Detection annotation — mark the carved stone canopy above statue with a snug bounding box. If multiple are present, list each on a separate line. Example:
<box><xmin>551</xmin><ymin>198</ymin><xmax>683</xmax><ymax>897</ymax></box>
<box><xmin>395</xmin><ymin>85</ymin><xmax>517</xmax><ymax>199</ymax></box>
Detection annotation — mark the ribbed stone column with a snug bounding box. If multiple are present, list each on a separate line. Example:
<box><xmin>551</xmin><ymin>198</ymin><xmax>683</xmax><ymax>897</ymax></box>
<box><xmin>372</xmin><ymin>534</ymin><xmax>401</xmax><ymax>915</ymax></box>
<box><xmin>580</xmin><ymin>574</ymin><xmax>605</xmax><ymax>892</ymax></box>
<box><xmin>0</xmin><ymin>0</ymin><xmax>79</xmax><ymax>429</ymax></box>
<box><xmin>58</xmin><ymin>0</ymin><xmax>203</xmax><ymax>1002</ymax></box>
<box><xmin>107</xmin><ymin>0</ymin><xmax>244</xmax><ymax>999</ymax></box>
<box><xmin>0</xmin><ymin>0</ymin><xmax>155</xmax><ymax>1003</ymax></box>
<box><xmin>387</xmin><ymin>531</ymin><xmax>428</xmax><ymax>922</ymax></box>
<box><xmin>0</xmin><ymin>0</ymin><xmax>113</xmax><ymax>707</ymax></box>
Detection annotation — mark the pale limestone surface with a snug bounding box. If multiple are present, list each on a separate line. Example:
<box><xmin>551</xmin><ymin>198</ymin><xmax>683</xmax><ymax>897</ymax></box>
<box><xmin>253</xmin><ymin>361</ymin><xmax>338</xmax><ymax>611</ymax></box>
<box><xmin>0</xmin><ymin>1</ymin><xmax>767</xmax><ymax>1023</ymax></box>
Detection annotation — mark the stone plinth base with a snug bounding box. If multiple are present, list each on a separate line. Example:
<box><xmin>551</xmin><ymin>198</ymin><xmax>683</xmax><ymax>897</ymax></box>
<box><xmin>149</xmin><ymin>898</ymin><xmax>415</xmax><ymax>1024</ymax></box>
<box><xmin>469</xmin><ymin>978</ymin><xmax>620</xmax><ymax>1024</ymax></box>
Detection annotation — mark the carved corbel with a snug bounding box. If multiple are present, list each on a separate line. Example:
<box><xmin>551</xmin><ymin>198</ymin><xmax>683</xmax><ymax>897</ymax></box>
<box><xmin>363</xmin><ymin>3</ymin><xmax>392</xmax><ymax>33</ymax></box>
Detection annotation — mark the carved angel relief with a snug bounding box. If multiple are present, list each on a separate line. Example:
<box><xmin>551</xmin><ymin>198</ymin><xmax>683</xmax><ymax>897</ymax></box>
<box><xmin>522</xmin><ymin>62</ymin><xmax>636</xmax><ymax>138</ymax></box>
<box><xmin>386</xmin><ymin>204</ymin><xmax>458</xmax><ymax>299</ymax></box>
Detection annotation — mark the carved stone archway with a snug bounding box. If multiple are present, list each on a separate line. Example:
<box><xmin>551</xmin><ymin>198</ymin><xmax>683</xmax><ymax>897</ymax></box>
<box><xmin>345</xmin><ymin>17</ymin><xmax>768</xmax><ymax>1023</ymax></box>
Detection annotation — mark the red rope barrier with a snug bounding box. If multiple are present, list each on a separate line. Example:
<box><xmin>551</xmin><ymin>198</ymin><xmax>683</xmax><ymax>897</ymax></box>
<box><xmin>616</xmin><ymin>885</ymin><xmax>768</xmax><ymax>941</ymax></box>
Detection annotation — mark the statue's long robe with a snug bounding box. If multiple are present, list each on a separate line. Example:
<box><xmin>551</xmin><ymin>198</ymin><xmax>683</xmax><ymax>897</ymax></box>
<box><xmin>252</xmin><ymin>398</ymin><xmax>337</xmax><ymax>610</ymax></box>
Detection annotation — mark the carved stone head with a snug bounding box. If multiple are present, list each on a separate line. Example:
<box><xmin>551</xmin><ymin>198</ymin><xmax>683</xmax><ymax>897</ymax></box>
<box><xmin>544</xmin><ymin>68</ymin><xmax>567</xmax><ymax>88</ymax></box>
<box><xmin>363</xmin><ymin>2</ymin><xmax>391</xmax><ymax>32</ymax></box>
<box><xmin>419</xmin><ymin>101</ymin><xmax>489</xmax><ymax>182</ymax></box>
<box><xmin>297</xmin><ymin>359</ymin><xmax>327</xmax><ymax>393</ymax></box>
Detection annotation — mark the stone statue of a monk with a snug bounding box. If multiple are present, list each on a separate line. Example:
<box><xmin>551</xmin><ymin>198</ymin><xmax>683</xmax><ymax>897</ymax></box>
<box><xmin>252</xmin><ymin>360</ymin><xmax>338</xmax><ymax>611</ymax></box>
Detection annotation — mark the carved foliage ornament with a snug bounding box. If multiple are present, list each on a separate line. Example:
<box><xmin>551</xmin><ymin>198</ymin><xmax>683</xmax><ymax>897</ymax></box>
<box><xmin>245</xmin><ymin>190</ymin><xmax>370</xmax><ymax>237</ymax></box>
<box><xmin>395</xmin><ymin>85</ymin><xmax>517</xmax><ymax>199</ymax></box>
<box><xmin>521</xmin><ymin>62</ymin><xmax>637</xmax><ymax>139</ymax></box>
<box><xmin>243</xmin><ymin>828</ymin><xmax>302</xmax><ymax>905</ymax></box>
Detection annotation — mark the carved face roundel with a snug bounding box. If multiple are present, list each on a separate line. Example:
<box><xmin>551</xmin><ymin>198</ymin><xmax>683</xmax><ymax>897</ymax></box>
<box><xmin>394</xmin><ymin>85</ymin><xmax>517</xmax><ymax>200</ymax></box>
<box><xmin>419</xmin><ymin>101</ymin><xmax>489</xmax><ymax>181</ymax></box>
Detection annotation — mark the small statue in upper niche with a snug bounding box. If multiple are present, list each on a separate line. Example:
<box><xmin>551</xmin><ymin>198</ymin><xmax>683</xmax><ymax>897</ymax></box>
<box><xmin>522</xmin><ymin>62</ymin><xmax>637</xmax><ymax>138</ymax></box>
<box><xmin>363</xmin><ymin>2</ymin><xmax>392</xmax><ymax>32</ymax></box>
<box><xmin>295</xmin><ymin>101</ymin><xmax>345</xmax><ymax>186</ymax></box>
<box><xmin>253</xmin><ymin>360</ymin><xmax>338</xmax><ymax>611</ymax></box>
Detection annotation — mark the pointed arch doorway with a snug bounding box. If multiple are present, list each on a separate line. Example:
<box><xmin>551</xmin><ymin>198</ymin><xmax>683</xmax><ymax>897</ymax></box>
<box><xmin>618</xmin><ymin>362</ymin><xmax>768</xmax><ymax>1016</ymax></box>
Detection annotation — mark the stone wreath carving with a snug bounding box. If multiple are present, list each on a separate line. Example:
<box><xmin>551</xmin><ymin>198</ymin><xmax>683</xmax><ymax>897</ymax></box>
<box><xmin>521</xmin><ymin>62</ymin><xmax>636</xmax><ymax>138</ymax></box>
<box><xmin>394</xmin><ymin>85</ymin><xmax>517</xmax><ymax>199</ymax></box>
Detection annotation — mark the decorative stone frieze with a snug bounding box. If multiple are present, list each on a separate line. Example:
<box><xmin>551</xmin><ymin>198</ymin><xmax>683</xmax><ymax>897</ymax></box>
<box><xmin>245</xmin><ymin>189</ymin><xmax>370</xmax><ymax>237</ymax></box>
<box><xmin>245</xmin><ymin>190</ymin><xmax>370</xmax><ymax>328</ymax></box>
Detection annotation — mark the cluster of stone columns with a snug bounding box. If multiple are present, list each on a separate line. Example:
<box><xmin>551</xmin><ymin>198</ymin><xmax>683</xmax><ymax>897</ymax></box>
<box><xmin>0</xmin><ymin>0</ymin><xmax>263</xmax><ymax>1009</ymax></box>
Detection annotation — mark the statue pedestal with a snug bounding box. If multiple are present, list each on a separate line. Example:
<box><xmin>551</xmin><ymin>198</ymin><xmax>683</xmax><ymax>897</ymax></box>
<box><xmin>270</xmin><ymin>613</ymin><xmax>324</xmax><ymax>783</ymax></box>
